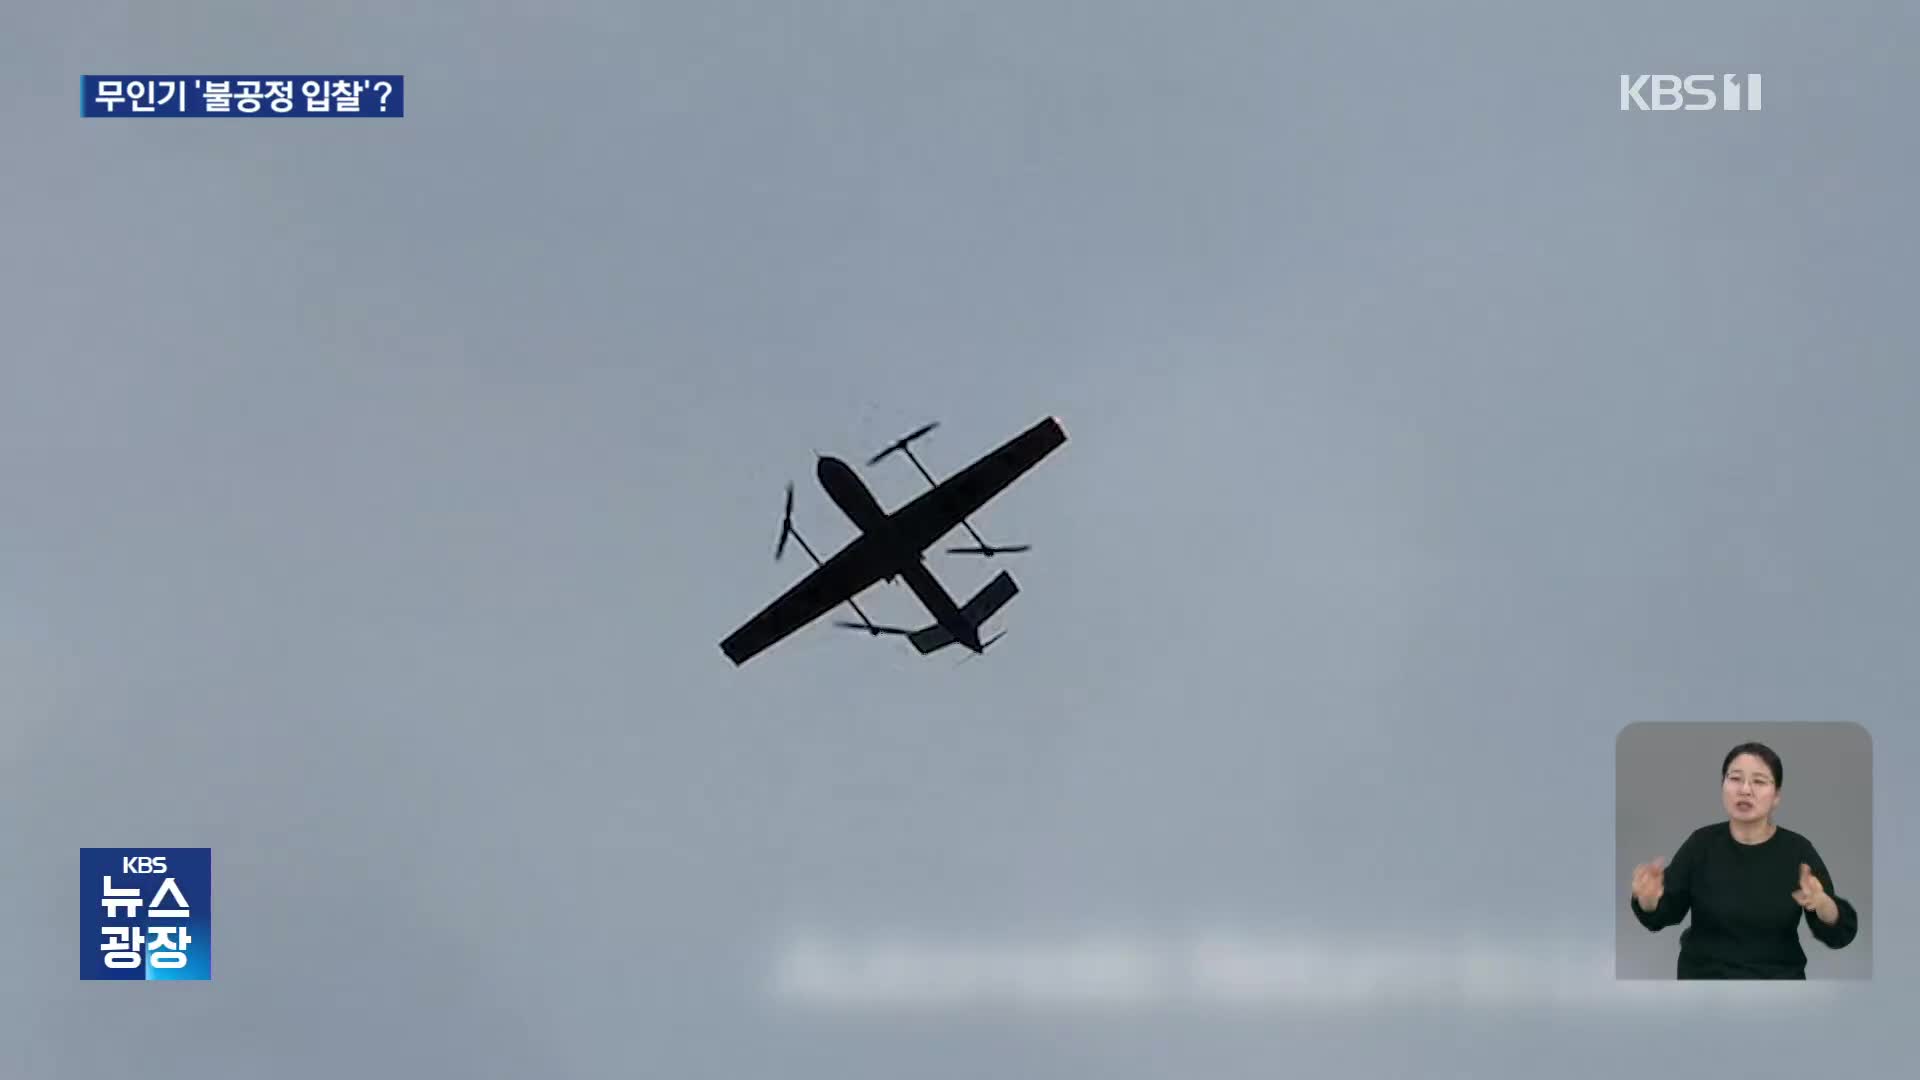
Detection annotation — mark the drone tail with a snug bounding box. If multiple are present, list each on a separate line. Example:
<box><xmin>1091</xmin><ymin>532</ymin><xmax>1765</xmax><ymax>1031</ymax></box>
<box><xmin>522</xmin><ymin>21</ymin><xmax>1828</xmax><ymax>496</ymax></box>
<box><xmin>908</xmin><ymin>571</ymin><xmax>1019</xmax><ymax>654</ymax></box>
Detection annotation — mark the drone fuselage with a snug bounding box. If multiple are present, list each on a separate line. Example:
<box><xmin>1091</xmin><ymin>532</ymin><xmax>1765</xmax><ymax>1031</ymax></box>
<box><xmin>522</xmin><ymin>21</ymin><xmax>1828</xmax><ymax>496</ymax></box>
<box><xmin>816</xmin><ymin>455</ymin><xmax>888</xmax><ymax>535</ymax></box>
<box><xmin>815</xmin><ymin>454</ymin><xmax>981</xmax><ymax>652</ymax></box>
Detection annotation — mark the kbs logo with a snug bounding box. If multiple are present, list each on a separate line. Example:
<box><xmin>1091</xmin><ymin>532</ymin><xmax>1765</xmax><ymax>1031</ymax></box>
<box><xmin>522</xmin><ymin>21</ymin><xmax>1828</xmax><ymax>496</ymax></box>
<box><xmin>1620</xmin><ymin>74</ymin><xmax>1762</xmax><ymax>111</ymax></box>
<box><xmin>80</xmin><ymin>848</ymin><xmax>211</xmax><ymax>980</ymax></box>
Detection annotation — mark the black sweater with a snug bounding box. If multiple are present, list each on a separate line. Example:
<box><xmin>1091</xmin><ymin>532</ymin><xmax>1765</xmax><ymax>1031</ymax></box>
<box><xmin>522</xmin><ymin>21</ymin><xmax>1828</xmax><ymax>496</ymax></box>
<box><xmin>1630</xmin><ymin>822</ymin><xmax>1858</xmax><ymax>979</ymax></box>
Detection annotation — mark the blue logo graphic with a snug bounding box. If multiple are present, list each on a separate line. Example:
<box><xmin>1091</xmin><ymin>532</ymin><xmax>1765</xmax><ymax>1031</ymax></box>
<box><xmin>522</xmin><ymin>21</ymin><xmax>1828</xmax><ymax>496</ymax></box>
<box><xmin>80</xmin><ymin>849</ymin><xmax>211</xmax><ymax>980</ymax></box>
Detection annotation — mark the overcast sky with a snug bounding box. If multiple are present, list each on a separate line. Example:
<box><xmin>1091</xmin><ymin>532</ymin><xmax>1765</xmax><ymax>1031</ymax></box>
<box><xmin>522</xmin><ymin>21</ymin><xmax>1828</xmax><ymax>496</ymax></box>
<box><xmin>4</xmin><ymin>1</ymin><xmax>1916</xmax><ymax>1076</ymax></box>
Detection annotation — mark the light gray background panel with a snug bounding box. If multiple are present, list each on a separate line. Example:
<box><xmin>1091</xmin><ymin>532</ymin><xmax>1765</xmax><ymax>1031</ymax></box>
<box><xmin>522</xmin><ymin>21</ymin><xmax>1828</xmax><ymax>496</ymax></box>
<box><xmin>4</xmin><ymin>1</ymin><xmax>1916</xmax><ymax>1077</ymax></box>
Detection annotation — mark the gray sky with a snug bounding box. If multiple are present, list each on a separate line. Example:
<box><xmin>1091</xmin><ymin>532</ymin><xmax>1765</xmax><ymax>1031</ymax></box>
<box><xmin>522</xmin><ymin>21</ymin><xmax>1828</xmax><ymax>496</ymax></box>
<box><xmin>5</xmin><ymin>1</ymin><xmax>1916</xmax><ymax>1076</ymax></box>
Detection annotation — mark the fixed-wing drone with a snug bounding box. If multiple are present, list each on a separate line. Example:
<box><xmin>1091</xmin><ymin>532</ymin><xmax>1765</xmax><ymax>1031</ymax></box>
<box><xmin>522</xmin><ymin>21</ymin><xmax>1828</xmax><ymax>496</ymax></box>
<box><xmin>719</xmin><ymin>416</ymin><xmax>1068</xmax><ymax>665</ymax></box>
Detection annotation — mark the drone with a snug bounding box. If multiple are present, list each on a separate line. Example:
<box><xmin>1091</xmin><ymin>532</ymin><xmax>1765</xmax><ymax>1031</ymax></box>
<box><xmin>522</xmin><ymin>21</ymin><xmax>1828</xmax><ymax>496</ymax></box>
<box><xmin>719</xmin><ymin>416</ymin><xmax>1067</xmax><ymax>665</ymax></box>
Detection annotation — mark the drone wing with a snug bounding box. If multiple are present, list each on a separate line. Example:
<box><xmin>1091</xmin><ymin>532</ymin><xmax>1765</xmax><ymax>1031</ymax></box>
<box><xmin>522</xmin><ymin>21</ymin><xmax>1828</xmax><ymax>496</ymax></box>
<box><xmin>888</xmin><ymin>416</ymin><xmax>1067</xmax><ymax>555</ymax></box>
<box><xmin>720</xmin><ymin>536</ymin><xmax>892</xmax><ymax>665</ymax></box>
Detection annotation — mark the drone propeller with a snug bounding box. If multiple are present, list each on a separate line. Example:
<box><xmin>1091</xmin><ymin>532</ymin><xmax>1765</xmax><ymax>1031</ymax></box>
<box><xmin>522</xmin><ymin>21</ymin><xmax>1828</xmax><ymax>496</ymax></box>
<box><xmin>867</xmin><ymin>421</ymin><xmax>940</xmax><ymax>466</ymax></box>
<box><xmin>832</xmin><ymin>620</ymin><xmax>915</xmax><ymax>637</ymax></box>
<box><xmin>958</xmin><ymin>629</ymin><xmax>1008</xmax><ymax>665</ymax></box>
<box><xmin>946</xmin><ymin>544</ymin><xmax>1031</xmax><ymax>556</ymax></box>
<box><xmin>774</xmin><ymin>482</ymin><xmax>796</xmax><ymax>560</ymax></box>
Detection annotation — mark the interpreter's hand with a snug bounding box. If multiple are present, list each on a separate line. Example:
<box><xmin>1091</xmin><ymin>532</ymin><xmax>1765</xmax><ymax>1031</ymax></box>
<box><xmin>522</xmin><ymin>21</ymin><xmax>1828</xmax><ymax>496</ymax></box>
<box><xmin>1631</xmin><ymin>857</ymin><xmax>1667</xmax><ymax>910</ymax></box>
<box><xmin>1792</xmin><ymin>863</ymin><xmax>1831</xmax><ymax>915</ymax></box>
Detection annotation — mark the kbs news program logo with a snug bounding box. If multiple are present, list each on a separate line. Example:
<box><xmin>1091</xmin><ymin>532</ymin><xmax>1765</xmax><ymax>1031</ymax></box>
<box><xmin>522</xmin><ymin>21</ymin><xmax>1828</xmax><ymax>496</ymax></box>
<box><xmin>1620</xmin><ymin>74</ymin><xmax>1762</xmax><ymax>111</ymax></box>
<box><xmin>80</xmin><ymin>849</ymin><xmax>211</xmax><ymax>980</ymax></box>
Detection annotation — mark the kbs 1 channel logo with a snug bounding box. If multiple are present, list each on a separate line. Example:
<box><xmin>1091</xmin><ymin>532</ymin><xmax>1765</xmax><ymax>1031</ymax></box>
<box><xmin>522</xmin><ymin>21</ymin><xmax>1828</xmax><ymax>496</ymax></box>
<box><xmin>80</xmin><ymin>849</ymin><xmax>211</xmax><ymax>981</ymax></box>
<box><xmin>1619</xmin><ymin>73</ymin><xmax>1762</xmax><ymax>111</ymax></box>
